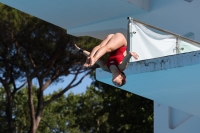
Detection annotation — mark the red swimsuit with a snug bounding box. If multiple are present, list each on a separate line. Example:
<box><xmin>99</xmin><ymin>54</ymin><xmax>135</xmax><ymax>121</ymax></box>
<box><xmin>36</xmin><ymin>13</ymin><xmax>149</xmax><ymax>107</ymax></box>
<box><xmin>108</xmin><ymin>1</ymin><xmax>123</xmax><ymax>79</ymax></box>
<box><xmin>106</xmin><ymin>45</ymin><xmax>127</xmax><ymax>72</ymax></box>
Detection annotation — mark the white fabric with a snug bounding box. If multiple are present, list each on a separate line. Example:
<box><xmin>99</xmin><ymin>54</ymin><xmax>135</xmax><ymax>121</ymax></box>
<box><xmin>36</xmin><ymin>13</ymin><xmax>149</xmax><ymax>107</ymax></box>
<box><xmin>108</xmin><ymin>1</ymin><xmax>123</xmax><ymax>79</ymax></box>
<box><xmin>129</xmin><ymin>22</ymin><xmax>177</xmax><ymax>62</ymax></box>
<box><xmin>129</xmin><ymin>22</ymin><xmax>200</xmax><ymax>62</ymax></box>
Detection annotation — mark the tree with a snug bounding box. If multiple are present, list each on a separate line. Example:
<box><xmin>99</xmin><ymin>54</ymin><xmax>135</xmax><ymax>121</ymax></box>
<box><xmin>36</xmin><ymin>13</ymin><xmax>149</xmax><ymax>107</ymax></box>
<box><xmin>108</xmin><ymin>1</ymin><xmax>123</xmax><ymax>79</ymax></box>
<box><xmin>0</xmin><ymin>86</ymin><xmax>81</xmax><ymax>133</ymax></box>
<box><xmin>0</xmin><ymin>3</ymin><xmax>100</xmax><ymax>133</ymax></box>
<box><xmin>0</xmin><ymin>3</ymin><xmax>153</xmax><ymax>133</ymax></box>
<box><xmin>73</xmin><ymin>82</ymin><xmax>153</xmax><ymax>133</ymax></box>
<box><xmin>0</xmin><ymin>84</ymin><xmax>153</xmax><ymax>133</ymax></box>
<box><xmin>0</xmin><ymin>4</ymin><xmax>31</xmax><ymax>132</ymax></box>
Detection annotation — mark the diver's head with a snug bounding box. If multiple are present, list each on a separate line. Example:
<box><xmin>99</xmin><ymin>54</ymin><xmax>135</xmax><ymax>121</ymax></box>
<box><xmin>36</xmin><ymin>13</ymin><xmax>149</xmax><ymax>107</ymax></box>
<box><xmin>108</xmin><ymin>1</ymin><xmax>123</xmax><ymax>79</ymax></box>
<box><xmin>112</xmin><ymin>72</ymin><xmax>126</xmax><ymax>87</ymax></box>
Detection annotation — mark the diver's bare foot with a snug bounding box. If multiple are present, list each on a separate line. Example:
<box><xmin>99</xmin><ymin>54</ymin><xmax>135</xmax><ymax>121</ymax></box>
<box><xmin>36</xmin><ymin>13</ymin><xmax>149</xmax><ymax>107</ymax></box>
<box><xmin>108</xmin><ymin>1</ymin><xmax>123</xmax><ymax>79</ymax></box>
<box><xmin>83</xmin><ymin>57</ymin><xmax>91</xmax><ymax>67</ymax></box>
<box><xmin>89</xmin><ymin>57</ymin><xmax>96</xmax><ymax>66</ymax></box>
<box><xmin>130</xmin><ymin>52</ymin><xmax>139</xmax><ymax>60</ymax></box>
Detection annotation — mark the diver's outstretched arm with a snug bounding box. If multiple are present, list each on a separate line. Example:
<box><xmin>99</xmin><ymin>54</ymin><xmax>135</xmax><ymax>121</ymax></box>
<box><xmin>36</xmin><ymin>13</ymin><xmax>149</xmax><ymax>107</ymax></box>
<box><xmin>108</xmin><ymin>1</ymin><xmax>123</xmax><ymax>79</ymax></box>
<box><xmin>73</xmin><ymin>44</ymin><xmax>90</xmax><ymax>57</ymax></box>
<box><xmin>119</xmin><ymin>52</ymin><xmax>139</xmax><ymax>70</ymax></box>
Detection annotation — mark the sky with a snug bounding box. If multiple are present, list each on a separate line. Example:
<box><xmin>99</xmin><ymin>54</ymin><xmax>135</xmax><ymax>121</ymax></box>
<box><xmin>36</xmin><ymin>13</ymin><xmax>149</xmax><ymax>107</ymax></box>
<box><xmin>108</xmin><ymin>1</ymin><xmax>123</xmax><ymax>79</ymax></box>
<box><xmin>43</xmin><ymin>73</ymin><xmax>92</xmax><ymax>96</ymax></box>
<box><xmin>0</xmin><ymin>72</ymin><xmax>92</xmax><ymax>97</ymax></box>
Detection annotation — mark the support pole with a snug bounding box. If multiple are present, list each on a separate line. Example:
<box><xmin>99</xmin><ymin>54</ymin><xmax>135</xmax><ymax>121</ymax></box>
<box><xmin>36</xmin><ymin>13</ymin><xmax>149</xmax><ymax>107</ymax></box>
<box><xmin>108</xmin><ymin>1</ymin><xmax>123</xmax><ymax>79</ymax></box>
<box><xmin>127</xmin><ymin>17</ymin><xmax>134</xmax><ymax>62</ymax></box>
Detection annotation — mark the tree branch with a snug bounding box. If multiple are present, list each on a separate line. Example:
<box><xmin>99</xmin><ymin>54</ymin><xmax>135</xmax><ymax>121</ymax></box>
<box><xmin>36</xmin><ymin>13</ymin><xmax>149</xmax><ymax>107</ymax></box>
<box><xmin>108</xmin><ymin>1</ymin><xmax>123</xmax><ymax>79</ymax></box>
<box><xmin>29</xmin><ymin>48</ymin><xmax>62</xmax><ymax>79</ymax></box>
<box><xmin>12</xmin><ymin>81</ymin><xmax>27</xmax><ymax>95</ymax></box>
<box><xmin>3</xmin><ymin>58</ymin><xmax>11</xmax><ymax>83</ymax></box>
<box><xmin>25</xmin><ymin>44</ymin><xmax>37</xmax><ymax>68</ymax></box>
<box><xmin>41</xmin><ymin>64</ymin><xmax>87</xmax><ymax>91</ymax></box>
<box><xmin>44</xmin><ymin>70</ymin><xmax>90</xmax><ymax>106</ymax></box>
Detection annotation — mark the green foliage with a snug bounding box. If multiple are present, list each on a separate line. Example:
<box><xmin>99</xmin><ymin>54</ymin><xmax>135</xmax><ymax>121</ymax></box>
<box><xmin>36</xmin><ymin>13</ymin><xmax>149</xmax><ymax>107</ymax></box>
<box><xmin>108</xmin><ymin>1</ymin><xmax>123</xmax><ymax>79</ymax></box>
<box><xmin>0</xmin><ymin>88</ymin><xmax>8</xmax><ymax>132</ymax></box>
<box><xmin>0</xmin><ymin>3</ymin><xmax>96</xmax><ymax>85</ymax></box>
<box><xmin>0</xmin><ymin>83</ymin><xmax>153</xmax><ymax>133</ymax></box>
<box><xmin>39</xmin><ymin>91</ymin><xmax>82</xmax><ymax>133</ymax></box>
<box><xmin>73</xmin><ymin>86</ymin><xmax>107</xmax><ymax>133</ymax></box>
<box><xmin>0</xmin><ymin>87</ymin><xmax>80</xmax><ymax>133</ymax></box>
<box><xmin>14</xmin><ymin>86</ymin><xmax>37</xmax><ymax>132</ymax></box>
<box><xmin>73</xmin><ymin>82</ymin><xmax>153</xmax><ymax>133</ymax></box>
<box><xmin>0</xmin><ymin>3</ymin><xmax>31</xmax><ymax>31</ymax></box>
<box><xmin>0</xmin><ymin>3</ymin><xmax>100</xmax><ymax>133</ymax></box>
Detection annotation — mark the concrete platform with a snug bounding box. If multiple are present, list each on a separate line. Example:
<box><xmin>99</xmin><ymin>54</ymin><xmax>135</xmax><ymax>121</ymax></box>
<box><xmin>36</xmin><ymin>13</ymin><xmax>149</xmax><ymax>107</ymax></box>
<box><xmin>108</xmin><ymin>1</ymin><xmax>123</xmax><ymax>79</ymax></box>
<box><xmin>96</xmin><ymin>50</ymin><xmax>200</xmax><ymax>117</ymax></box>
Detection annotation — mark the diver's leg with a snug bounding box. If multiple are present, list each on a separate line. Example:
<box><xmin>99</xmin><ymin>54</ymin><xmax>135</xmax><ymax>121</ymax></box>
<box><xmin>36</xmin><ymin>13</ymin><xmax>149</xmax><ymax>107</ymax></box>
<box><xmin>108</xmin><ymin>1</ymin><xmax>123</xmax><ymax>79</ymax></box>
<box><xmin>89</xmin><ymin>34</ymin><xmax>114</xmax><ymax>57</ymax></box>
<box><xmin>90</xmin><ymin>33</ymin><xmax>127</xmax><ymax>66</ymax></box>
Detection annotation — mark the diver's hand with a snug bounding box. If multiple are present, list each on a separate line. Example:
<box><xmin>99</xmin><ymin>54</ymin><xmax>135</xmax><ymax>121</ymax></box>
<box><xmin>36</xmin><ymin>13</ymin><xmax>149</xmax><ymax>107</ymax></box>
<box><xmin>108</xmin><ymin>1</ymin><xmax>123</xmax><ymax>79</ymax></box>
<box><xmin>130</xmin><ymin>52</ymin><xmax>139</xmax><ymax>60</ymax></box>
<box><xmin>72</xmin><ymin>44</ymin><xmax>81</xmax><ymax>54</ymax></box>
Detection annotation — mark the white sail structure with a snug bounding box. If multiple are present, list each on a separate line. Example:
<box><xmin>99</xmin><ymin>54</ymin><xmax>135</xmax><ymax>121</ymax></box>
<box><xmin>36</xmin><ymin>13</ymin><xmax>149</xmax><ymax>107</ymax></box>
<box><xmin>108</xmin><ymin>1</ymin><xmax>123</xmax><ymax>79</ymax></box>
<box><xmin>127</xmin><ymin>17</ymin><xmax>200</xmax><ymax>62</ymax></box>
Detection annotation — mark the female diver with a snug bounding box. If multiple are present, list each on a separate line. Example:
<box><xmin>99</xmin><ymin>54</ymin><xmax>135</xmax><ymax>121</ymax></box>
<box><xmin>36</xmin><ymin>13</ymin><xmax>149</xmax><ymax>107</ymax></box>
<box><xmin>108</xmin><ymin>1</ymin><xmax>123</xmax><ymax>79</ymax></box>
<box><xmin>74</xmin><ymin>33</ymin><xmax>139</xmax><ymax>87</ymax></box>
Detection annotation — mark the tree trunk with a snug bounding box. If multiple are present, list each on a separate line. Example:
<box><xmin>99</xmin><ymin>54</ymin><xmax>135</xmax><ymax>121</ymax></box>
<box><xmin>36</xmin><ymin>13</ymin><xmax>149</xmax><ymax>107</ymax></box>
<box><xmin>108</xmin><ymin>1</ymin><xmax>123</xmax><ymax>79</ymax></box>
<box><xmin>29</xmin><ymin>118</ymin><xmax>41</xmax><ymax>133</ymax></box>
<box><xmin>28</xmin><ymin>111</ymin><xmax>42</xmax><ymax>133</ymax></box>
<box><xmin>27</xmin><ymin>77</ymin><xmax>43</xmax><ymax>133</ymax></box>
<box><xmin>5</xmin><ymin>86</ymin><xmax>16</xmax><ymax>133</ymax></box>
<box><xmin>29</xmin><ymin>123</ymin><xmax>37</xmax><ymax>133</ymax></box>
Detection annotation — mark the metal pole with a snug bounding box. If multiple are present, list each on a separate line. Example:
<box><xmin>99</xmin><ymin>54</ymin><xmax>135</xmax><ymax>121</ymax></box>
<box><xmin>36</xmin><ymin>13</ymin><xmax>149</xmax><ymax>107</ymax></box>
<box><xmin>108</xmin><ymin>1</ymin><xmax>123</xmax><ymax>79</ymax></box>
<box><xmin>127</xmin><ymin>17</ymin><xmax>134</xmax><ymax>62</ymax></box>
<box><xmin>176</xmin><ymin>36</ymin><xmax>180</xmax><ymax>54</ymax></box>
<box><xmin>127</xmin><ymin>18</ymin><xmax>131</xmax><ymax>52</ymax></box>
<box><xmin>128</xmin><ymin>17</ymin><xmax>200</xmax><ymax>46</ymax></box>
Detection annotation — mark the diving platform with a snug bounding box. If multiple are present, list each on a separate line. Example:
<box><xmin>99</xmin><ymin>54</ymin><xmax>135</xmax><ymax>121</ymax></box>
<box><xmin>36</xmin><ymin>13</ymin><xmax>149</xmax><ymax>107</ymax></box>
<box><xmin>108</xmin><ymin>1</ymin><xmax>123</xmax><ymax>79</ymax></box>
<box><xmin>96</xmin><ymin>50</ymin><xmax>200</xmax><ymax>117</ymax></box>
<box><xmin>97</xmin><ymin>49</ymin><xmax>200</xmax><ymax>132</ymax></box>
<box><xmin>96</xmin><ymin>50</ymin><xmax>200</xmax><ymax>132</ymax></box>
<box><xmin>96</xmin><ymin>18</ymin><xmax>200</xmax><ymax>132</ymax></box>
